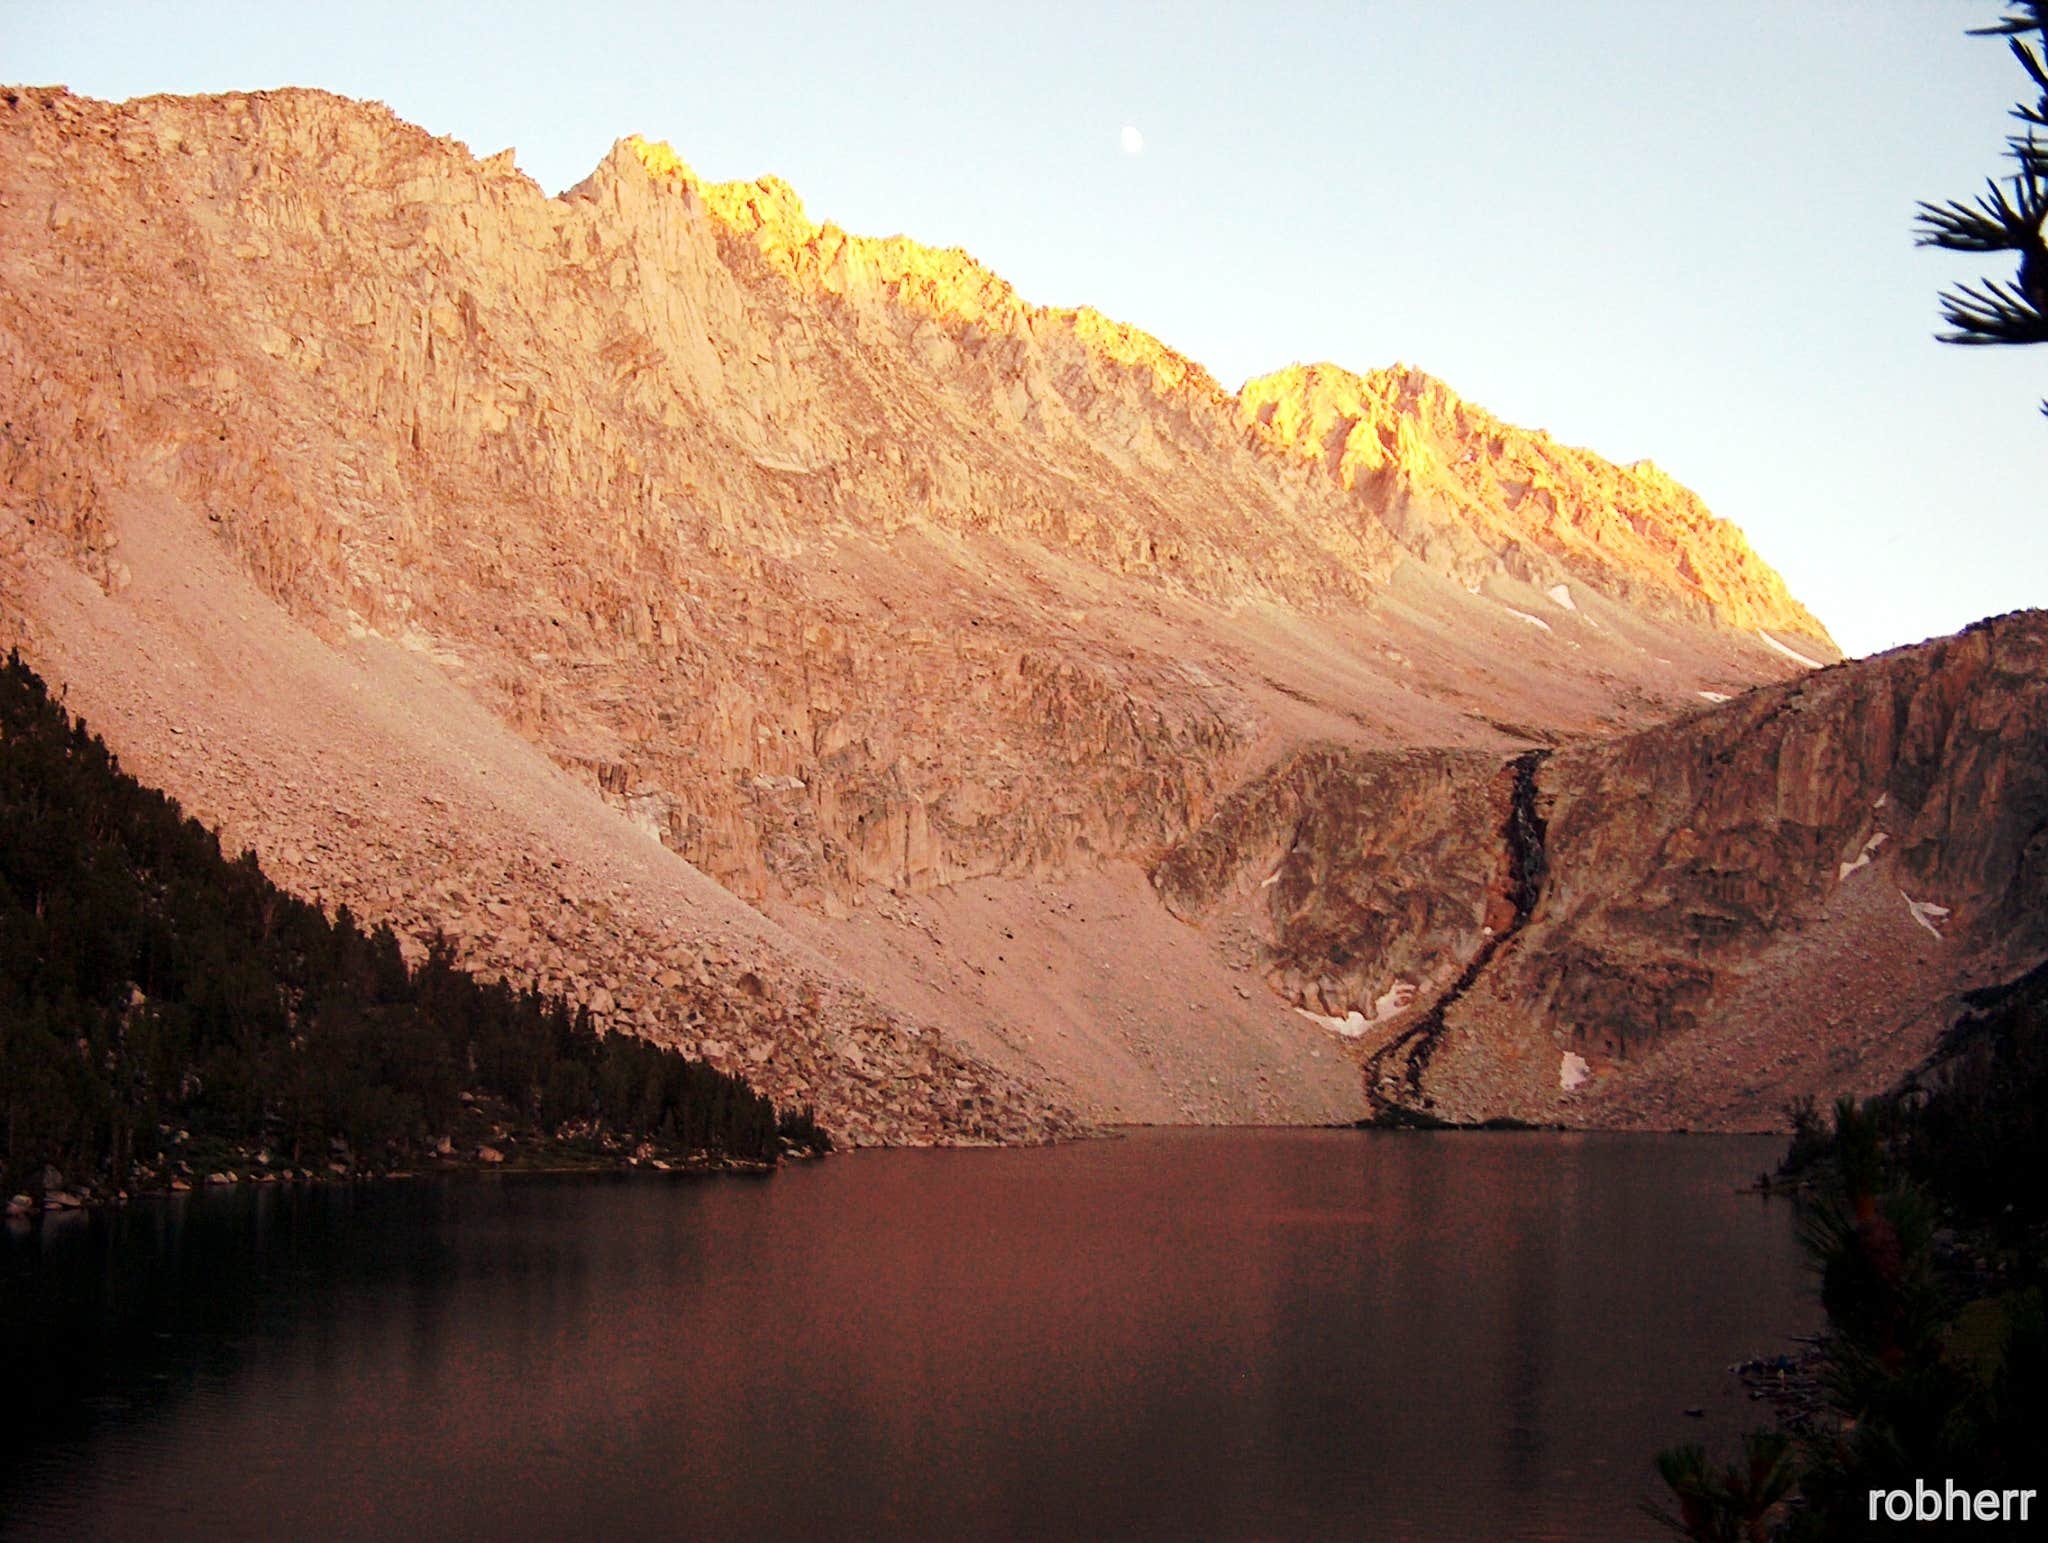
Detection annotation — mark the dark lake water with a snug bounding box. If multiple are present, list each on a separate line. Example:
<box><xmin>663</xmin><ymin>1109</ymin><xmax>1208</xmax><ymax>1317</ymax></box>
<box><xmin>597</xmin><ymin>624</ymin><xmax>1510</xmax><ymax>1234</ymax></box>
<box><xmin>1</xmin><ymin>1129</ymin><xmax>1811</xmax><ymax>1541</ymax></box>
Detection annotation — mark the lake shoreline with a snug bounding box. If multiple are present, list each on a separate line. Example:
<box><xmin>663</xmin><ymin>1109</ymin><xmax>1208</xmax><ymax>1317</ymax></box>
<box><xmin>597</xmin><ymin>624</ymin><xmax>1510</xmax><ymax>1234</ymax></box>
<box><xmin>9</xmin><ymin>1117</ymin><xmax>1793</xmax><ymax>1221</ymax></box>
<box><xmin>6</xmin><ymin>1134</ymin><xmax>812</xmax><ymax>1224</ymax></box>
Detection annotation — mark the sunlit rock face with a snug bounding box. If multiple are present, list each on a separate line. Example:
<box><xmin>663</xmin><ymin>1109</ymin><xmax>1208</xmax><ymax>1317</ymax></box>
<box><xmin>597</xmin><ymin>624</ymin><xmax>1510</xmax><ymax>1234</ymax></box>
<box><xmin>1238</xmin><ymin>363</ymin><xmax>1832</xmax><ymax>647</ymax></box>
<box><xmin>11</xmin><ymin>84</ymin><xmax>2015</xmax><ymax>1142</ymax></box>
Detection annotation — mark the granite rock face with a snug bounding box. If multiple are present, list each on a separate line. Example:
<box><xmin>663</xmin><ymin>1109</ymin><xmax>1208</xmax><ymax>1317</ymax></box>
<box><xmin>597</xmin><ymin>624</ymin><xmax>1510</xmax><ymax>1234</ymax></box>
<box><xmin>1153</xmin><ymin>746</ymin><xmax>1509</xmax><ymax>1022</ymax></box>
<box><xmin>12</xmin><ymin>85</ymin><xmax>2011</xmax><ymax>1140</ymax></box>
<box><xmin>1159</xmin><ymin>612</ymin><xmax>2048</xmax><ymax>1126</ymax></box>
<box><xmin>1507</xmin><ymin>611</ymin><xmax>2048</xmax><ymax>1066</ymax></box>
<box><xmin>1239</xmin><ymin>363</ymin><xmax>1829</xmax><ymax>642</ymax></box>
<box><xmin>0</xmin><ymin>87</ymin><xmax>1824</xmax><ymax>898</ymax></box>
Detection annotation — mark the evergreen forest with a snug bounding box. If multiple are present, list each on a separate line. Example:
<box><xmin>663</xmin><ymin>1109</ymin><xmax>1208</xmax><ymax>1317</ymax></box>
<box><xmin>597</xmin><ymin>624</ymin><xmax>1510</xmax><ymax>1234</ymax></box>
<box><xmin>0</xmin><ymin>650</ymin><xmax>828</xmax><ymax>1199</ymax></box>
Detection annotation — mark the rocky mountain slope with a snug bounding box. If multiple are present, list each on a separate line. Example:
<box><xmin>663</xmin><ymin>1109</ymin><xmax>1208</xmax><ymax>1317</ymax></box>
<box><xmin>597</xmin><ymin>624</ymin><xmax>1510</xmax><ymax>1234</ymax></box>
<box><xmin>7</xmin><ymin>85</ymin><xmax>2031</xmax><ymax>1139</ymax></box>
<box><xmin>1161</xmin><ymin>611</ymin><xmax>2048</xmax><ymax>1127</ymax></box>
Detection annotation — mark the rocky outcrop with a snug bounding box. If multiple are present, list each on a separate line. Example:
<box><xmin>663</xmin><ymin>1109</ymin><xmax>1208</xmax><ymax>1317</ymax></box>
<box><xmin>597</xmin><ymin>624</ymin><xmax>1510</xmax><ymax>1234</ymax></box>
<box><xmin>1159</xmin><ymin>611</ymin><xmax>2048</xmax><ymax>1128</ymax></box>
<box><xmin>1</xmin><ymin>85</ymin><xmax>1890</xmax><ymax>1139</ymax></box>
<box><xmin>1239</xmin><ymin>363</ymin><xmax>1832</xmax><ymax>649</ymax></box>
<box><xmin>1154</xmin><ymin>746</ymin><xmax>1508</xmax><ymax>1018</ymax></box>
<box><xmin>0</xmin><ymin>86</ymin><xmax>1826</xmax><ymax>903</ymax></box>
<box><xmin>1501</xmin><ymin>610</ymin><xmax>2048</xmax><ymax>1063</ymax></box>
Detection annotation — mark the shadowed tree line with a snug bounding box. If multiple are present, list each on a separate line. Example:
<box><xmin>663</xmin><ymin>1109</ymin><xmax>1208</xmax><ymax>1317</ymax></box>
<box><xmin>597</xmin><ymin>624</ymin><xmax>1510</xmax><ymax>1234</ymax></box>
<box><xmin>0</xmin><ymin>649</ymin><xmax>827</xmax><ymax>1197</ymax></box>
<box><xmin>1649</xmin><ymin>960</ymin><xmax>2048</xmax><ymax>1539</ymax></box>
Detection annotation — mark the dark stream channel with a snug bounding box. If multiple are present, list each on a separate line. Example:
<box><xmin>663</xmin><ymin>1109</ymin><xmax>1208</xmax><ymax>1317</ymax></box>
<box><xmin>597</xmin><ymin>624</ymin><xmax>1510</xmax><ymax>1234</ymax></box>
<box><xmin>1</xmin><ymin>1129</ymin><xmax>1811</xmax><ymax>1540</ymax></box>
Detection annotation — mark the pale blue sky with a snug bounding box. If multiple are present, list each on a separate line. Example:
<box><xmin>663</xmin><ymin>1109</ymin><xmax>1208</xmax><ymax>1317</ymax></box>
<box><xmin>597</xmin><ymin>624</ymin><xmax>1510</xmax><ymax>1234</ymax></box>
<box><xmin>7</xmin><ymin>1</ymin><xmax>2042</xmax><ymax>656</ymax></box>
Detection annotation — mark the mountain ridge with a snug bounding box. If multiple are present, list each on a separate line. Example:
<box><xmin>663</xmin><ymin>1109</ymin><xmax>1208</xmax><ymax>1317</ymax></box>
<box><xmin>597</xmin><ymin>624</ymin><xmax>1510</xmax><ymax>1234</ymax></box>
<box><xmin>0</xmin><ymin>84</ymin><xmax>1828</xmax><ymax>642</ymax></box>
<box><xmin>606</xmin><ymin>120</ymin><xmax>1832</xmax><ymax>647</ymax></box>
<box><xmin>12</xmin><ymin>85</ymin><xmax>2021</xmax><ymax>1146</ymax></box>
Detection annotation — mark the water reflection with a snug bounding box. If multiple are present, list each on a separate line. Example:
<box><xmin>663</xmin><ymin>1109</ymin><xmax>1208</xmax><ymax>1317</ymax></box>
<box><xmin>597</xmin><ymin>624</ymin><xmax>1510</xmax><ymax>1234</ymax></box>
<box><xmin>1</xmin><ymin>1131</ymin><xmax>1808</xmax><ymax>1540</ymax></box>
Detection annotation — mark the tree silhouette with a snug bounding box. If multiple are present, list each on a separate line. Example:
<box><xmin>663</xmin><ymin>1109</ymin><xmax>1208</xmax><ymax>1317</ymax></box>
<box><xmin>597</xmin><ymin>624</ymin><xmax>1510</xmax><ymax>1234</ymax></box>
<box><xmin>0</xmin><ymin>648</ymin><xmax>828</xmax><ymax>1193</ymax></box>
<box><xmin>1645</xmin><ymin>1431</ymin><xmax>1796</xmax><ymax>1542</ymax></box>
<box><xmin>1917</xmin><ymin>3</ymin><xmax>2048</xmax><ymax>408</ymax></box>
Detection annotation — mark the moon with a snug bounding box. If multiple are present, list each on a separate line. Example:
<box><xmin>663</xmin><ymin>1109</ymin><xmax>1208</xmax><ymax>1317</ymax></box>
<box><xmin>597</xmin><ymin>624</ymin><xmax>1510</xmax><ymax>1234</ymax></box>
<box><xmin>1120</xmin><ymin>124</ymin><xmax>1144</xmax><ymax>156</ymax></box>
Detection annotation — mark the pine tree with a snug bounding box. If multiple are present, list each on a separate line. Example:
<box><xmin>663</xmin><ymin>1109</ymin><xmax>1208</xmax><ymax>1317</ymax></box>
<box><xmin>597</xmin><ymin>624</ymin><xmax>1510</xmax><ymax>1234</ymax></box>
<box><xmin>1916</xmin><ymin>4</ymin><xmax>2048</xmax><ymax>405</ymax></box>
<box><xmin>0</xmin><ymin>648</ymin><xmax>825</xmax><ymax>1190</ymax></box>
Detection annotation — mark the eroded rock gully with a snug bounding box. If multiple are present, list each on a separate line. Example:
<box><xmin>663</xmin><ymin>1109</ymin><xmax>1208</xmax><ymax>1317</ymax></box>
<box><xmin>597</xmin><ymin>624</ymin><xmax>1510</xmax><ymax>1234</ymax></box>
<box><xmin>1162</xmin><ymin>614</ymin><xmax>2048</xmax><ymax>1129</ymax></box>
<box><xmin>2</xmin><ymin>85</ymin><xmax>2037</xmax><ymax>1138</ymax></box>
<box><xmin>1361</xmin><ymin>751</ymin><xmax>1550</xmax><ymax>1118</ymax></box>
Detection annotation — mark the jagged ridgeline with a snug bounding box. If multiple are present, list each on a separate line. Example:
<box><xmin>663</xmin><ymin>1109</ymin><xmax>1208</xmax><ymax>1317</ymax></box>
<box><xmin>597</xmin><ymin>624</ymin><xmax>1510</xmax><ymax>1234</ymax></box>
<box><xmin>0</xmin><ymin>652</ymin><xmax>828</xmax><ymax>1194</ymax></box>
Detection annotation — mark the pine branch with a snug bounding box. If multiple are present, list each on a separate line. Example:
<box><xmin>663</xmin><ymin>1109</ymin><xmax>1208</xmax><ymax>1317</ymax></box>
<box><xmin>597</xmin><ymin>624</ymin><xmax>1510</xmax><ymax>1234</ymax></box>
<box><xmin>1914</xmin><ymin>175</ymin><xmax>2048</xmax><ymax>252</ymax></box>
<box><xmin>2011</xmin><ymin>34</ymin><xmax>2048</xmax><ymax>94</ymax></box>
<box><xmin>2007</xmin><ymin>134</ymin><xmax>2048</xmax><ymax>175</ymax></box>
<box><xmin>1935</xmin><ymin>275</ymin><xmax>2048</xmax><ymax>343</ymax></box>
<box><xmin>1925</xmin><ymin>4</ymin><xmax>2048</xmax><ymax>377</ymax></box>
<box><xmin>1968</xmin><ymin>2</ymin><xmax>2047</xmax><ymax>38</ymax></box>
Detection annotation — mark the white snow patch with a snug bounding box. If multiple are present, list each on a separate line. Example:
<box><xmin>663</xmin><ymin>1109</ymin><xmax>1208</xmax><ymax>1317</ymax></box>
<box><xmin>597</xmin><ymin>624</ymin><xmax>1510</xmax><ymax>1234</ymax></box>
<box><xmin>1901</xmin><ymin>890</ymin><xmax>1951</xmax><ymax>938</ymax></box>
<box><xmin>1503</xmin><ymin>606</ymin><xmax>1553</xmax><ymax>633</ymax></box>
<box><xmin>1697</xmin><ymin>690</ymin><xmax>1732</xmax><ymax>704</ymax></box>
<box><xmin>1837</xmin><ymin>831</ymin><xmax>1887</xmax><ymax>882</ymax></box>
<box><xmin>1546</xmin><ymin>583</ymin><xmax>1577</xmax><ymax>612</ymax></box>
<box><xmin>1757</xmin><ymin>629</ymin><xmax>1825</xmax><ymax>671</ymax></box>
<box><xmin>1297</xmin><ymin>1008</ymin><xmax>1371</xmax><ymax>1039</ymax></box>
<box><xmin>1373</xmin><ymin>981</ymin><xmax>1418</xmax><ymax>1019</ymax></box>
<box><xmin>1296</xmin><ymin>980</ymin><xmax>1419</xmax><ymax>1039</ymax></box>
<box><xmin>1559</xmin><ymin>1051</ymin><xmax>1591</xmax><ymax>1091</ymax></box>
<box><xmin>1259</xmin><ymin>870</ymin><xmax>1281</xmax><ymax>889</ymax></box>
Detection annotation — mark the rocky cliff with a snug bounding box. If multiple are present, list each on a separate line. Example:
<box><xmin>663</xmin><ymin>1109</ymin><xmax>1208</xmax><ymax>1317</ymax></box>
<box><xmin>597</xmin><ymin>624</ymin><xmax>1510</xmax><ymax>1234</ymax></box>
<box><xmin>6</xmin><ymin>85</ymin><xmax>2009</xmax><ymax>1141</ymax></box>
<box><xmin>1161</xmin><ymin>611</ymin><xmax>2048</xmax><ymax>1127</ymax></box>
<box><xmin>1239</xmin><ymin>363</ymin><xmax>1828</xmax><ymax>640</ymax></box>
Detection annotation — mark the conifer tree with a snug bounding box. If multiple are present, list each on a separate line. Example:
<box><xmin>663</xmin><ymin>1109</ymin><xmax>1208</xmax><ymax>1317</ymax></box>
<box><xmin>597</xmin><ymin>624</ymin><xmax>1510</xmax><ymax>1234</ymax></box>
<box><xmin>0</xmin><ymin>648</ymin><xmax>827</xmax><ymax>1190</ymax></box>
<box><xmin>1916</xmin><ymin>4</ymin><xmax>2048</xmax><ymax>406</ymax></box>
